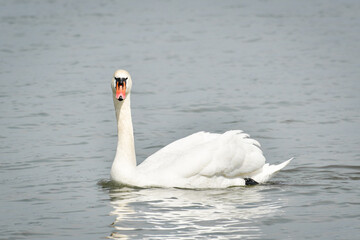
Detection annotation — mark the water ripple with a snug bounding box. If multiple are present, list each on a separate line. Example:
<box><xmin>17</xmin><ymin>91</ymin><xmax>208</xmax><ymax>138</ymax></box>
<box><xmin>101</xmin><ymin>184</ymin><xmax>285</xmax><ymax>239</ymax></box>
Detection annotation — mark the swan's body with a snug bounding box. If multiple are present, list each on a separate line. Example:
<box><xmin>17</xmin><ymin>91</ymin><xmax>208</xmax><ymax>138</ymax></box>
<box><xmin>110</xmin><ymin>70</ymin><xmax>292</xmax><ymax>188</ymax></box>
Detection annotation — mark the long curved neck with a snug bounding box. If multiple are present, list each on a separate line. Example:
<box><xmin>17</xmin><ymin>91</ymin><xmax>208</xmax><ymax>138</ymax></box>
<box><xmin>111</xmin><ymin>94</ymin><xmax>137</xmax><ymax>181</ymax></box>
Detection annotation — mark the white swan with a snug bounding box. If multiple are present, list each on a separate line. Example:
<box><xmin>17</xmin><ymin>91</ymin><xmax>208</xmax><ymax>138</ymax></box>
<box><xmin>110</xmin><ymin>69</ymin><xmax>292</xmax><ymax>188</ymax></box>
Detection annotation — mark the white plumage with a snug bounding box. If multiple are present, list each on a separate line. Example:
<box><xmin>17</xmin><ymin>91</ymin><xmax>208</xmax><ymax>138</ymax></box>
<box><xmin>110</xmin><ymin>70</ymin><xmax>292</xmax><ymax>188</ymax></box>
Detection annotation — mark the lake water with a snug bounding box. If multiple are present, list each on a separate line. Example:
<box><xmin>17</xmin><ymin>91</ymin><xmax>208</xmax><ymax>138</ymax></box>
<box><xmin>1</xmin><ymin>0</ymin><xmax>360</xmax><ymax>239</ymax></box>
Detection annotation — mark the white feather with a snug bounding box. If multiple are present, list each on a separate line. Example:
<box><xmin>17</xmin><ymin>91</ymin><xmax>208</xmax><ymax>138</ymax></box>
<box><xmin>110</xmin><ymin>70</ymin><xmax>292</xmax><ymax>188</ymax></box>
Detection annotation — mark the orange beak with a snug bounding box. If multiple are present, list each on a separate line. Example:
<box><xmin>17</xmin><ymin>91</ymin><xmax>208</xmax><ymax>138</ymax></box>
<box><xmin>116</xmin><ymin>81</ymin><xmax>126</xmax><ymax>101</ymax></box>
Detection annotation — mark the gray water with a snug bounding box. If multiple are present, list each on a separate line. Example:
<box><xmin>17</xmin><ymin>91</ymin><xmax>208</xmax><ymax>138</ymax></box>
<box><xmin>1</xmin><ymin>0</ymin><xmax>360</xmax><ymax>239</ymax></box>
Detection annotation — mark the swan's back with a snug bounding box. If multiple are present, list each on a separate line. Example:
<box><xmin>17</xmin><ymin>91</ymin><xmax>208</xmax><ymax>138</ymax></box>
<box><xmin>137</xmin><ymin>130</ymin><xmax>267</xmax><ymax>187</ymax></box>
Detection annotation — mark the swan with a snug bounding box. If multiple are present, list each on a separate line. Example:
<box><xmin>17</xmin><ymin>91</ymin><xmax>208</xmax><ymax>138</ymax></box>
<box><xmin>110</xmin><ymin>69</ymin><xmax>292</xmax><ymax>188</ymax></box>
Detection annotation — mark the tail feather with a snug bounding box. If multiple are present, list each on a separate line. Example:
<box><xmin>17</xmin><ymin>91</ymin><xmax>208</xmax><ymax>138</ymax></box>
<box><xmin>251</xmin><ymin>158</ymin><xmax>293</xmax><ymax>183</ymax></box>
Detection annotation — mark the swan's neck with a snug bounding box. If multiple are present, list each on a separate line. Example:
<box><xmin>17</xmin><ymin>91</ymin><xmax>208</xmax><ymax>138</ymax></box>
<box><xmin>111</xmin><ymin>94</ymin><xmax>137</xmax><ymax>182</ymax></box>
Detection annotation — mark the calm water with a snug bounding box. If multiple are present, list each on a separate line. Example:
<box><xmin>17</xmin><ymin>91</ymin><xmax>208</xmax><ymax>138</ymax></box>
<box><xmin>1</xmin><ymin>0</ymin><xmax>360</xmax><ymax>239</ymax></box>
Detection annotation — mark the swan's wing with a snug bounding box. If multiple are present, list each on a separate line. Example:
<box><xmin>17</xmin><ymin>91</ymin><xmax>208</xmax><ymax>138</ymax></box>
<box><xmin>137</xmin><ymin>131</ymin><xmax>218</xmax><ymax>171</ymax></box>
<box><xmin>137</xmin><ymin>130</ymin><xmax>265</xmax><ymax>179</ymax></box>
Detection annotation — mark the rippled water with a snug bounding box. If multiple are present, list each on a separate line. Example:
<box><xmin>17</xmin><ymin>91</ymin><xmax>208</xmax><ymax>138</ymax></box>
<box><xmin>1</xmin><ymin>0</ymin><xmax>360</xmax><ymax>239</ymax></box>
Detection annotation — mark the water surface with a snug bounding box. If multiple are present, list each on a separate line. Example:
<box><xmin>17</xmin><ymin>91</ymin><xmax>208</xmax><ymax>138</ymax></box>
<box><xmin>1</xmin><ymin>0</ymin><xmax>360</xmax><ymax>239</ymax></box>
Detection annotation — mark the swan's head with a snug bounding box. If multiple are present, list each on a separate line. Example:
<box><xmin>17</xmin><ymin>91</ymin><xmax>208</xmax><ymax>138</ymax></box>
<box><xmin>111</xmin><ymin>69</ymin><xmax>132</xmax><ymax>101</ymax></box>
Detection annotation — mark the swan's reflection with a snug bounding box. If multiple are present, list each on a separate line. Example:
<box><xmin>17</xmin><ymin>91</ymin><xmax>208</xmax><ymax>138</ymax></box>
<box><xmin>107</xmin><ymin>186</ymin><xmax>284</xmax><ymax>239</ymax></box>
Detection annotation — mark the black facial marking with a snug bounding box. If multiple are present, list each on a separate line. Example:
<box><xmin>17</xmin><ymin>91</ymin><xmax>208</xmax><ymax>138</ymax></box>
<box><xmin>114</xmin><ymin>77</ymin><xmax>128</xmax><ymax>86</ymax></box>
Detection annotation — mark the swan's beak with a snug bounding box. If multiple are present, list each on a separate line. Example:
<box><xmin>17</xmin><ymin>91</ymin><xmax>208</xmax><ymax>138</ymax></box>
<box><xmin>116</xmin><ymin>81</ymin><xmax>126</xmax><ymax>101</ymax></box>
